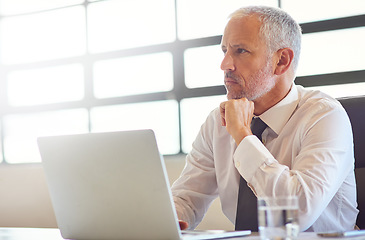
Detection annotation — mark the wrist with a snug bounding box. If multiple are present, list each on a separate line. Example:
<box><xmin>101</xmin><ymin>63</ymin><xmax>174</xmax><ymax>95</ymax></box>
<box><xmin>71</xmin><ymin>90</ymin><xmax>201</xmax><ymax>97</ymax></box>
<box><xmin>232</xmin><ymin>128</ymin><xmax>252</xmax><ymax>145</ymax></box>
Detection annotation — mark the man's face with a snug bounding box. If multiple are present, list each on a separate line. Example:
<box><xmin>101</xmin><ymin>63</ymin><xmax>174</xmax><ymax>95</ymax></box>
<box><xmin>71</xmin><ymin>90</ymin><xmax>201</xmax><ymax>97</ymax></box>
<box><xmin>220</xmin><ymin>16</ymin><xmax>276</xmax><ymax>101</ymax></box>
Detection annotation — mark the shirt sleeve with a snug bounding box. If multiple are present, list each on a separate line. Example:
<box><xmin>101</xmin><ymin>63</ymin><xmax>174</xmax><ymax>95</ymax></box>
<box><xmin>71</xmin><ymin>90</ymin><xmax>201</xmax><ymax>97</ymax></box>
<box><xmin>233</xmin><ymin>99</ymin><xmax>355</xmax><ymax>231</ymax></box>
<box><xmin>171</xmin><ymin>111</ymin><xmax>219</xmax><ymax>229</ymax></box>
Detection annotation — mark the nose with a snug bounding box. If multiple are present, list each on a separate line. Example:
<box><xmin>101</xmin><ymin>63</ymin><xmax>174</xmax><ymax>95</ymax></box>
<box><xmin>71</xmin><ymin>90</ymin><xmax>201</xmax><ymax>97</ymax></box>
<box><xmin>220</xmin><ymin>52</ymin><xmax>235</xmax><ymax>72</ymax></box>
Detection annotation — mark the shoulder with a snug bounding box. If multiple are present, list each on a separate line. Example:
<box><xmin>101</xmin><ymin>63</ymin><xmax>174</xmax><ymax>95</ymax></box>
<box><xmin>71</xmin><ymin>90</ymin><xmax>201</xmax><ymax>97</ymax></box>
<box><xmin>293</xmin><ymin>85</ymin><xmax>351</xmax><ymax>136</ymax></box>
<box><xmin>295</xmin><ymin>85</ymin><xmax>345</xmax><ymax>117</ymax></box>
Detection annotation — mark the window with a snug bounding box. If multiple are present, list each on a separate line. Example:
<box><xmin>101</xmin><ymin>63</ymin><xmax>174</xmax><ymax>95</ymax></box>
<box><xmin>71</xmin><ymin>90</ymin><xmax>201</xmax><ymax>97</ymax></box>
<box><xmin>176</xmin><ymin>0</ymin><xmax>277</xmax><ymax>40</ymax></box>
<box><xmin>180</xmin><ymin>95</ymin><xmax>226</xmax><ymax>153</ymax></box>
<box><xmin>7</xmin><ymin>64</ymin><xmax>84</xmax><ymax>106</ymax></box>
<box><xmin>93</xmin><ymin>52</ymin><xmax>173</xmax><ymax>98</ymax></box>
<box><xmin>307</xmin><ymin>82</ymin><xmax>365</xmax><ymax>99</ymax></box>
<box><xmin>90</xmin><ymin>100</ymin><xmax>180</xmax><ymax>154</ymax></box>
<box><xmin>3</xmin><ymin>109</ymin><xmax>89</xmax><ymax>164</ymax></box>
<box><xmin>0</xmin><ymin>0</ymin><xmax>364</xmax><ymax>163</ymax></box>
<box><xmin>297</xmin><ymin>27</ymin><xmax>365</xmax><ymax>77</ymax></box>
<box><xmin>281</xmin><ymin>0</ymin><xmax>365</xmax><ymax>23</ymax></box>
<box><xmin>0</xmin><ymin>6</ymin><xmax>86</xmax><ymax>64</ymax></box>
<box><xmin>0</xmin><ymin>0</ymin><xmax>84</xmax><ymax>15</ymax></box>
<box><xmin>87</xmin><ymin>0</ymin><xmax>175</xmax><ymax>53</ymax></box>
<box><xmin>184</xmin><ymin>45</ymin><xmax>223</xmax><ymax>88</ymax></box>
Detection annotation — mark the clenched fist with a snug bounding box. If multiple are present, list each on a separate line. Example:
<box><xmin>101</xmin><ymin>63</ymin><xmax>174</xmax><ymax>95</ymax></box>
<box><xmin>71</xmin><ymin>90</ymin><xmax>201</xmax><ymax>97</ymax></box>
<box><xmin>220</xmin><ymin>98</ymin><xmax>254</xmax><ymax>145</ymax></box>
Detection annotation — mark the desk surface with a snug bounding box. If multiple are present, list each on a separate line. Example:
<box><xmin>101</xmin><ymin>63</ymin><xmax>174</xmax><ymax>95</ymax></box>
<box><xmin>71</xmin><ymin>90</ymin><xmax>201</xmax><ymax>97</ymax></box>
<box><xmin>0</xmin><ymin>228</ymin><xmax>63</xmax><ymax>240</ymax></box>
<box><xmin>0</xmin><ymin>228</ymin><xmax>365</xmax><ymax>240</ymax></box>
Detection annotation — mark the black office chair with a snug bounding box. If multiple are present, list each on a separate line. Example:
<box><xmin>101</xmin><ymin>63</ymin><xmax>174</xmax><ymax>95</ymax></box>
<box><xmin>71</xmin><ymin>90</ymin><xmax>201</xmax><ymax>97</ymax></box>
<box><xmin>338</xmin><ymin>96</ymin><xmax>365</xmax><ymax>229</ymax></box>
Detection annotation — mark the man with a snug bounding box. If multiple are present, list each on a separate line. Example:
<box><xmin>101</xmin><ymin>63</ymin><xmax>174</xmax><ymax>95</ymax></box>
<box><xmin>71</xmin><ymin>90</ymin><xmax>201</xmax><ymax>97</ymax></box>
<box><xmin>171</xmin><ymin>6</ymin><xmax>358</xmax><ymax>232</ymax></box>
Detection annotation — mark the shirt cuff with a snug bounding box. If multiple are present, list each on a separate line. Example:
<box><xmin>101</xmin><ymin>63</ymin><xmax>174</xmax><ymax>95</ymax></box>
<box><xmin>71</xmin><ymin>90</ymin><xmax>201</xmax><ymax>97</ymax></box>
<box><xmin>233</xmin><ymin>135</ymin><xmax>274</xmax><ymax>183</ymax></box>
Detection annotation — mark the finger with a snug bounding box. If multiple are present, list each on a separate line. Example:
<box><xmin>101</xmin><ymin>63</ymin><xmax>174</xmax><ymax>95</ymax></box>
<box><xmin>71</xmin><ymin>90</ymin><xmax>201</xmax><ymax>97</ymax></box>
<box><xmin>221</xmin><ymin>115</ymin><xmax>226</xmax><ymax>126</ymax></box>
<box><xmin>219</xmin><ymin>102</ymin><xmax>227</xmax><ymax>126</ymax></box>
<box><xmin>179</xmin><ymin>220</ymin><xmax>189</xmax><ymax>230</ymax></box>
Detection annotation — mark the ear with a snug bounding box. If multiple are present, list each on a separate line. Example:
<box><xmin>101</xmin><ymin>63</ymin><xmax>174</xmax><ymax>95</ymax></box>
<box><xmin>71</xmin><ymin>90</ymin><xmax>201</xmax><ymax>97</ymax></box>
<box><xmin>274</xmin><ymin>48</ymin><xmax>294</xmax><ymax>75</ymax></box>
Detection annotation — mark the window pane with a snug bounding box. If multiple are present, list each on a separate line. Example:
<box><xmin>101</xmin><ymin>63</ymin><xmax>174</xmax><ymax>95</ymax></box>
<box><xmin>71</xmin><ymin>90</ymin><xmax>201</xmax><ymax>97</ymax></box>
<box><xmin>185</xmin><ymin>45</ymin><xmax>224</xmax><ymax>88</ymax></box>
<box><xmin>177</xmin><ymin>0</ymin><xmax>277</xmax><ymax>40</ymax></box>
<box><xmin>87</xmin><ymin>0</ymin><xmax>175</xmax><ymax>53</ymax></box>
<box><xmin>297</xmin><ymin>27</ymin><xmax>365</xmax><ymax>77</ymax></box>
<box><xmin>0</xmin><ymin>0</ymin><xmax>84</xmax><ymax>16</ymax></box>
<box><xmin>180</xmin><ymin>95</ymin><xmax>226</xmax><ymax>153</ymax></box>
<box><xmin>0</xmin><ymin>6</ymin><xmax>86</xmax><ymax>64</ymax></box>
<box><xmin>94</xmin><ymin>52</ymin><xmax>173</xmax><ymax>98</ymax></box>
<box><xmin>3</xmin><ymin>109</ymin><xmax>89</xmax><ymax>164</ymax></box>
<box><xmin>90</xmin><ymin>101</ymin><xmax>180</xmax><ymax>154</ymax></box>
<box><xmin>282</xmin><ymin>0</ymin><xmax>365</xmax><ymax>23</ymax></box>
<box><xmin>306</xmin><ymin>83</ymin><xmax>365</xmax><ymax>99</ymax></box>
<box><xmin>8</xmin><ymin>64</ymin><xmax>84</xmax><ymax>106</ymax></box>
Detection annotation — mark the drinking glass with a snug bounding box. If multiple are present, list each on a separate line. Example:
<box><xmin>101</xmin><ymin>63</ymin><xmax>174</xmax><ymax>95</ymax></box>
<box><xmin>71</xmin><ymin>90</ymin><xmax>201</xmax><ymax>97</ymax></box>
<box><xmin>258</xmin><ymin>196</ymin><xmax>299</xmax><ymax>240</ymax></box>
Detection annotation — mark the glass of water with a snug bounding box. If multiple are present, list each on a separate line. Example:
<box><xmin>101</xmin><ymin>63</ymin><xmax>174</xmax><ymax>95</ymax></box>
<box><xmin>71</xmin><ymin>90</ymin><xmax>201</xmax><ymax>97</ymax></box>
<box><xmin>258</xmin><ymin>196</ymin><xmax>300</xmax><ymax>240</ymax></box>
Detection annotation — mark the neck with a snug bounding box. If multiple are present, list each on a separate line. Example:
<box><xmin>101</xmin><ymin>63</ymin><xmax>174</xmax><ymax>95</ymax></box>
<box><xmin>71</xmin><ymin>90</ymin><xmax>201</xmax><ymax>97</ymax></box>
<box><xmin>253</xmin><ymin>79</ymin><xmax>293</xmax><ymax>116</ymax></box>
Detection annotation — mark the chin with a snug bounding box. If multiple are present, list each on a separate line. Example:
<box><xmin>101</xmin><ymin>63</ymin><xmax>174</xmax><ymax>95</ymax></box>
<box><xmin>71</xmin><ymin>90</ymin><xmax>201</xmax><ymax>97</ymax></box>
<box><xmin>227</xmin><ymin>92</ymin><xmax>244</xmax><ymax>100</ymax></box>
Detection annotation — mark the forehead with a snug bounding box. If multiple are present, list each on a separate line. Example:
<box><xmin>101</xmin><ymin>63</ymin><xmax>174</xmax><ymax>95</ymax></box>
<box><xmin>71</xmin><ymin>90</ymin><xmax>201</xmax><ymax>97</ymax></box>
<box><xmin>221</xmin><ymin>15</ymin><xmax>264</xmax><ymax>49</ymax></box>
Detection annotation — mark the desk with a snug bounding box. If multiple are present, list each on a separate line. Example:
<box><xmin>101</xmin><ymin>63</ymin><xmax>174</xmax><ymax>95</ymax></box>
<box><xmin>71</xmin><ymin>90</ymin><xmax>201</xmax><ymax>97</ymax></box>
<box><xmin>0</xmin><ymin>228</ymin><xmax>365</xmax><ymax>240</ymax></box>
<box><xmin>0</xmin><ymin>228</ymin><xmax>63</xmax><ymax>240</ymax></box>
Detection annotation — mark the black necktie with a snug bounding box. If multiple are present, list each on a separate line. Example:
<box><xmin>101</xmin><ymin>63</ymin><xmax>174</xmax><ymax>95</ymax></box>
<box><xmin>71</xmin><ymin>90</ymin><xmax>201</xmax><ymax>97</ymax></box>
<box><xmin>235</xmin><ymin>117</ymin><xmax>267</xmax><ymax>231</ymax></box>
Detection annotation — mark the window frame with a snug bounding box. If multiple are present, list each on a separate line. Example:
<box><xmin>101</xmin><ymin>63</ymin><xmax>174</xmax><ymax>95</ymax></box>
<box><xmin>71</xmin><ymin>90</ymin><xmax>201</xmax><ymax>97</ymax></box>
<box><xmin>0</xmin><ymin>0</ymin><xmax>364</xmax><ymax>163</ymax></box>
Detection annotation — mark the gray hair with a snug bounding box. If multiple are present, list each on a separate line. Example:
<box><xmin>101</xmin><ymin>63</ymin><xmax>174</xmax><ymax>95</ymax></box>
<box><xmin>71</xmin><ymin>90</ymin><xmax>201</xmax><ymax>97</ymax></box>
<box><xmin>229</xmin><ymin>6</ymin><xmax>302</xmax><ymax>73</ymax></box>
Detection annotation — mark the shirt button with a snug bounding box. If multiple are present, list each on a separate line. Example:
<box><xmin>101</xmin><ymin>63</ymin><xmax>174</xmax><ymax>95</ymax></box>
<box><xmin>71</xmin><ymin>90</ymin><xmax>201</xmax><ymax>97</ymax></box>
<box><xmin>235</xmin><ymin>161</ymin><xmax>240</xmax><ymax>168</ymax></box>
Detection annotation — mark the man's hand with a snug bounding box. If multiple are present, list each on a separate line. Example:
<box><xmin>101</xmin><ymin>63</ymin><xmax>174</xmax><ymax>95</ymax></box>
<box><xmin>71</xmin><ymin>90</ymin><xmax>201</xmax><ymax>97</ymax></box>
<box><xmin>220</xmin><ymin>98</ymin><xmax>254</xmax><ymax>145</ymax></box>
<box><xmin>179</xmin><ymin>220</ymin><xmax>189</xmax><ymax>230</ymax></box>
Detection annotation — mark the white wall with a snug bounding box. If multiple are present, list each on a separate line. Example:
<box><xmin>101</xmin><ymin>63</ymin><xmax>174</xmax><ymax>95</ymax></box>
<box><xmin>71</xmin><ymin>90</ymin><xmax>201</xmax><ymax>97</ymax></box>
<box><xmin>165</xmin><ymin>154</ymin><xmax>234</xmax><ymax>230</ymax></box>
<box><xmin>0</xmin><ymin>164</ymin><xmax>57</xmax><ymax>228</ymax></box>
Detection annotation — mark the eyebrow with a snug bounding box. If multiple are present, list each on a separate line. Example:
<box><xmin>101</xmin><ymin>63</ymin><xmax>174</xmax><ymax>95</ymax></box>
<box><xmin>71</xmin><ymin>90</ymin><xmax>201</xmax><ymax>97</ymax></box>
<box><xmin>221</xmin><ymin>43</ymin><xmax>249</xmax><ymax>50</ymax></box>
<box><xmin>231</xmin><ymin>43</ymin><xmax>249</xmax><ymax>48</ymax></box>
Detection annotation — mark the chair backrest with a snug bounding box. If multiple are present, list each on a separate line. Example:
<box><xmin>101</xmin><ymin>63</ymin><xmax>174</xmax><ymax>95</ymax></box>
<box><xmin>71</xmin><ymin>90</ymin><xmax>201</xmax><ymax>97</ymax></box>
<box><xmin>338</xmin><ymin>96</ymin><xmax>365</xmax><ymax>229</ymax></box>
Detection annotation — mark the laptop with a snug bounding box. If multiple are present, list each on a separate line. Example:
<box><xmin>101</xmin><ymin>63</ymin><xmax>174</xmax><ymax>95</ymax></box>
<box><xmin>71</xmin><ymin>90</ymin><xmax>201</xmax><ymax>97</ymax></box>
<box><xmin>38</xmin><ymin>129</ymin><xmax>251</xmax><ymax>240</ymax></box>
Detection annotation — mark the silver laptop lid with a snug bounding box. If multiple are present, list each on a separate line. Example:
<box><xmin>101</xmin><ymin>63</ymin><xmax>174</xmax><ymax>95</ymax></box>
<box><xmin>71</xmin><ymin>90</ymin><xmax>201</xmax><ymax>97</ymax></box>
<box><xmin>38</xmin><ymin>129</ymin><xmax>181</xmax><ymax>240</ymax></box>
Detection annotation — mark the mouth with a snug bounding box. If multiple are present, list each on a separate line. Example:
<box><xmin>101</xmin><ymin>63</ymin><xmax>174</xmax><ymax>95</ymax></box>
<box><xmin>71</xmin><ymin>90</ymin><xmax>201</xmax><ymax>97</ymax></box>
<box><xmin>224</xmin><ymin>72</ymin><xmax>240</xmax><ymax>85</ymax></box>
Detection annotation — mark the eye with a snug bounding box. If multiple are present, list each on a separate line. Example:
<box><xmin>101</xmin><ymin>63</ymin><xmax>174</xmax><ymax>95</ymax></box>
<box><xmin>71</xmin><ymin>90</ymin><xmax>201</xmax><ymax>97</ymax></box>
<box><xmin>237</xmin><ymin>48</ymin><xmax>247</xmax><ymax>54</ymax></box>
<box><xmin>222</xmin><ymin>48</ymin><xmax>227</xmax><ymax>55</ymax></box>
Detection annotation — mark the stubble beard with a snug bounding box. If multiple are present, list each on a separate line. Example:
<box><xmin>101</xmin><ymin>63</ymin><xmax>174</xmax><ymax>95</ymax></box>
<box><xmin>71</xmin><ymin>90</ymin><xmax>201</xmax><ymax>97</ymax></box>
<box><xmin>225</xmin><ymin>61</ymin><xmax>276</xmax><ymax>101</ymax></box>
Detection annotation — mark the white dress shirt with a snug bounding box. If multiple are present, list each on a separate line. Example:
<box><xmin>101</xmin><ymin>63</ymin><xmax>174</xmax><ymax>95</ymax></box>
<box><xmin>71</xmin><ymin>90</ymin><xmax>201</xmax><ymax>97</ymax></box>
<box><xmin>171</xmin><ymin>84</ymin><xmax>358</xmax><ymax>232</ymax></box>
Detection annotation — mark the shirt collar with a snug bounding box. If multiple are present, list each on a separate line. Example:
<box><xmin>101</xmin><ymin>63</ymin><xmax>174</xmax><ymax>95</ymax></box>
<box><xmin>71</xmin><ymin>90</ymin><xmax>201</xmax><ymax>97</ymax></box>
<box><xmin>258</xmin><ymin>84</ymin><xmax>299</xmax><ymax>135</ymax></box>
